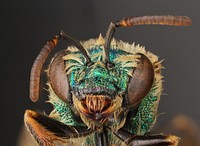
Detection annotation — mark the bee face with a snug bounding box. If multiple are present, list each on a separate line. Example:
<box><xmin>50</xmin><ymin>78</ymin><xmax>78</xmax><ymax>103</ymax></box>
<box><xmin>64</xmin><ymin>39</ymin><xmax>136</xmax><ymax>124</ymax></box>
<box><xmin>58</xmin><ymin>37</ymin><xmax>157</xmax><ymax>130</ymax></box>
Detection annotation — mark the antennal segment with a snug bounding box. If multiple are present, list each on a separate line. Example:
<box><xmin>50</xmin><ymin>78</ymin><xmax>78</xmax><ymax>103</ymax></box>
<box><xmin>116</xmin><ymin>15</ymin><xmax>192</xmax><ymax>27</ymax></box>
<box><xmin>30</xmin><ymin>35</ymin><xmax>60</xmax><ymax>102</ymax></box>
<box><xmin>104</xmin><ymin>15</ymin><xmax>192</xmax><ymax>65</ymax></box>
<box><xmin>60</xmin><ymin>30</ymin><xmax>91</xmax><ymax>64</ymax></box>
<box><xmin>104</xmin><ymin>23</ymin><xmax>115</xmax><ymax>66</ymax></box>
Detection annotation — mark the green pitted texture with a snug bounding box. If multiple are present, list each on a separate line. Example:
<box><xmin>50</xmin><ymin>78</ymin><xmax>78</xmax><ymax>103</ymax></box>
<box><xmin>65</xmin><ymin>45</ymin><xmax>137</xmax><ymax>95</ymax></box>
<box><xmin>126</xmin><ymin>84</ymin><xmax>161</xmax><ymax>135</ymax></box>
<box><xmin>48</xmin><ymin>86</ymin><xmax>85</xmax><ymax>126</ymax></box>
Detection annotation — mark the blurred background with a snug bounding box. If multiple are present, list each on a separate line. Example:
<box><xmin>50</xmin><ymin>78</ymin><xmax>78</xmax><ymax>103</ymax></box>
<box><xmin>1</xmin><ymin>0</ymin><xmax>200</xmax><ymax>145</ymax></box>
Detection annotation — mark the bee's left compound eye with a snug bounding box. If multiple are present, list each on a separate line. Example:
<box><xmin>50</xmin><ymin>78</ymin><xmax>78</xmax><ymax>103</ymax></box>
<box><xmin>127</xmin><ymin>54</ymin><xmax>154</xmax><ymax>106</ymax></box>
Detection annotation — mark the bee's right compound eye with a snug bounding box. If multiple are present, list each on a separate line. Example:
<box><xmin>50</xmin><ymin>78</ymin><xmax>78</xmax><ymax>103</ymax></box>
<box><xmin>48</xmin><ymin>51</ymin><xmax>70</xmax><ymax>102</ymax></box>
<box><xmin>127</xmin><ymin>53</ymin><xmax>154</xmax><ymax>106</ymax></box>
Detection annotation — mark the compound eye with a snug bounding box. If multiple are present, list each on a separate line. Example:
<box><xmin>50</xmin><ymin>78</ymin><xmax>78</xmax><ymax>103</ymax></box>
<box><xmin>127</xmin><ymin>53</ymin><xmax>154</xmax><ymax>106</ymax></box>
<box><xmin>48</xmin><ymin>51</ymin><xmax>69</xmax><ymax>102</ymax></box>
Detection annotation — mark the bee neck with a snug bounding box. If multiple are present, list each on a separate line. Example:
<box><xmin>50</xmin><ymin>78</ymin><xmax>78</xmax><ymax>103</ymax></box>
<box><xmin>94</xmin><ymin>127</ymin><xmax>108</xmax><ymax>146</ymax></box>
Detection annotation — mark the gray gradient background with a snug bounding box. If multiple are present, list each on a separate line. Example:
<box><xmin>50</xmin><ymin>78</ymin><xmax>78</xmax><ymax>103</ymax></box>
<box><xmin>1</xmin><ymin>0</ymin><xmax>200</xmax><ymax>145</ymax></box>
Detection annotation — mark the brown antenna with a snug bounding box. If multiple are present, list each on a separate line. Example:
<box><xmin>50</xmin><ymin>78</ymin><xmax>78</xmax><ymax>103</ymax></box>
<box><xmin>30</xmin><ymin>35</ymin><xmax>59</xmax><ymax>102</ymax></box>
<box><xmin>104</xmin><ymin>15</ymin><xmax>192</xmax><ymax>65</ymax></box>
<box><xmin>60</xmin><ymin>30</ymin><xmax>91</xmax><ymax>63</ymax></box>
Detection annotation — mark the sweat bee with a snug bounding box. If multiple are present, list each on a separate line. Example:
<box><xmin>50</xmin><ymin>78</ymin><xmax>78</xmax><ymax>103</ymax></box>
<box><xmin>24</xmin><ymin>15</ymin><xmax>192</xmax><ymax>146</ymax></box>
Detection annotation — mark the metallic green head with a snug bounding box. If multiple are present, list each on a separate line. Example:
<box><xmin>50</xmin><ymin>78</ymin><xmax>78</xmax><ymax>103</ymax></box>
<box><xmin>58</xmin><ymin>36</ymin><xmax>158</xmax><ymax>129</ymax></box>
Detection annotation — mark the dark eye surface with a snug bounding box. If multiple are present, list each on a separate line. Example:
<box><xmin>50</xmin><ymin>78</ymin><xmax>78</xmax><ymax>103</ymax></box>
<box><xmin>49</xmin><ymin>51</ymin><xmax>70</xmax><ymax>102</ymax></box>
<box><xmin>127</xmin><ymin>53</ymin><xmax>154</xmax><ymax>106</ymax></box>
